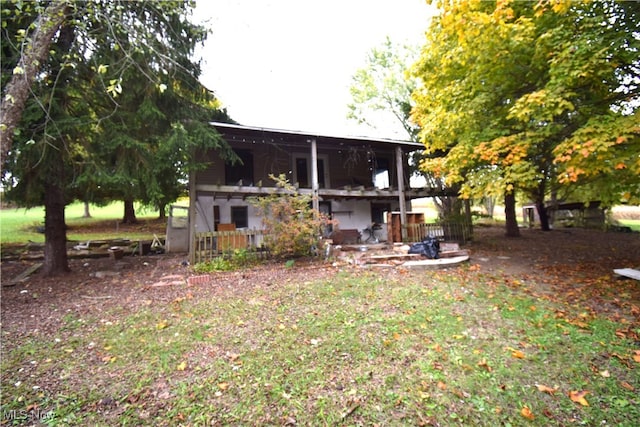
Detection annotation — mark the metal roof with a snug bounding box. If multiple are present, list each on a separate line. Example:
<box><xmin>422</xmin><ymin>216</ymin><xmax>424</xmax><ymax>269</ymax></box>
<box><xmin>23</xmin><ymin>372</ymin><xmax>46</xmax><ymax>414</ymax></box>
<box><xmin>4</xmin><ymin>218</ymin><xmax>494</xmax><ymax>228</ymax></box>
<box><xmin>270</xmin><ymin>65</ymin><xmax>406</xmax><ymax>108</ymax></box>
<box><xmin>209</xmin><ymin>121</ymin><xmax>425</xmax><ymax>149</ymax></box>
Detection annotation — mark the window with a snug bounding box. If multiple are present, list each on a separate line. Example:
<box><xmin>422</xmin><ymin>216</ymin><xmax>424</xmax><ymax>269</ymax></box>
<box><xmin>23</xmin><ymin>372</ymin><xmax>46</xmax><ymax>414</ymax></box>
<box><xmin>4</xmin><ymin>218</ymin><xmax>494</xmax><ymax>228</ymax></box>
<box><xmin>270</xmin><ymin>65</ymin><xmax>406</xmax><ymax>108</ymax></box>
<box><xmin>230</xmin><ymin>206</ymin><xmax>248</xmax><ymax>228</ymax></box>
<box><xmin>169</xmin><ymin>205</ymin><xmax>189</xmax><ymax>229</ymax></box>
<box><xmin>373</xmin><ymin>157</ymin><xmax>390</xmax><ymax>189</ymax></box>
<box><xmin>371</xmin><ymin>203</ymin><xmax>391</xmax><ymax>225</ymax></box>
<box><xmin>295</xmin><ymin>158</ymin><xmax>309</xmax><ymax>187</ymax></box>
<box><xmin>213</xmin><ymin>205</ymin><xmax>220</xmax><ymax>230</ymax></box>
<box><xmin>293</xmin><ymin>154</ymin><xmax>328</xmax><ymax>188</ymax></box>
<box><xmin>225</xmin><ymin>150</ymin><xmax>254</xmax><ymax>185</ymax></box>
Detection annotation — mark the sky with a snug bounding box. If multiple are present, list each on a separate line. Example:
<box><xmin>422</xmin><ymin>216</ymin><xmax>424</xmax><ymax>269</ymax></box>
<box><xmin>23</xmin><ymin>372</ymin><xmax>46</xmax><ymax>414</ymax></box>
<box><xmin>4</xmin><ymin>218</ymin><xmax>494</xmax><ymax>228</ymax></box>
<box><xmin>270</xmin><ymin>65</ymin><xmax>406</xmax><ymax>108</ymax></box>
<box><xmin>194</xmin><ymin>0</ymin><xmax>438</xmax><ymax>139</ymax></box>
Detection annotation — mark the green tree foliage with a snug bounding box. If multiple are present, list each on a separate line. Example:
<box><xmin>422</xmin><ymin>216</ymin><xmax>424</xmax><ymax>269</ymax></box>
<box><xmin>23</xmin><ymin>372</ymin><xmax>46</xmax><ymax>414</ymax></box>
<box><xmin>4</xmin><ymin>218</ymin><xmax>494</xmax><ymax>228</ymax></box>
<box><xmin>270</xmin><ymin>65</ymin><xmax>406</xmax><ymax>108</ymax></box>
<box><xmin>1</xmin><ymin>1</ymin><xmax>232</xmax><ymax>274</ymax></box>
<box><xmin>249</xmin><ymin>174</ymin><xmax>335</xmax><ymax>258</ymax></box>
<box><xmin>348</xmin><ymin>37</ymin><xmax>420</xmax><ymax>139</ymax></box>
<box><xmin>0</xmin><ymin>0</ymin><xmax>70</xmax><ymax>163</ymax></box>
<box><xmin>75</xmin><ymin>1</ymin><xmax>236</xmax><ymax>223</ymax></box>
<box><xmin>410</xmin><ymin>0</ymin><xmax>639</xmax><ymax>234</ymax></box>
<box><xmin>348</xmin><ymin>37</ymin><xmax>470</xmax><ymax>220</ymax></box>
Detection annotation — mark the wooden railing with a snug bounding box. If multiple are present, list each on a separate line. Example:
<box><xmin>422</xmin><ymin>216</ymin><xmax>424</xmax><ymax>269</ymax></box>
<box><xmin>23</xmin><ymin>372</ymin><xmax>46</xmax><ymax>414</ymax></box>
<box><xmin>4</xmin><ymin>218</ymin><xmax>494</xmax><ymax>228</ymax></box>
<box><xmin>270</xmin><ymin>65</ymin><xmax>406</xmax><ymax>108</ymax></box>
<box><xmin>192</xmin><ymin>221</ymin><xmax>472</xmax><ymax>263</ymax></box>
<box><xmin>405</xmin><ymin>221</ymin><xmax>473</xmax><ymax>244</ymax></box>
<box><xmin>192</xmin><ymin>229</ymin><xmax>270</xmax><ymax>264</ymax></box>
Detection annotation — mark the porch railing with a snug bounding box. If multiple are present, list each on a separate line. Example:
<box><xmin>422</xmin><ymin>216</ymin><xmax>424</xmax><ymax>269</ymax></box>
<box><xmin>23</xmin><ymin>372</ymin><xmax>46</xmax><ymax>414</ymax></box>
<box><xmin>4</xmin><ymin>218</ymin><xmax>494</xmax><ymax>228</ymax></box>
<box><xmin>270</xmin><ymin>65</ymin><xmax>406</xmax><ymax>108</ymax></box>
<box><xmin>405</xmin><ymin>221</ymin><xmax>473</xmax><ymax>244</ymax></box>
<box><xmin>192</xmin><ymin>221</ymin><xmax>472</xmax><ymax>264</ymax></box>
<box><xmin>192</xmin><ymin>228</ymin><xmax>270</xmax><ymax>264</ymax></box>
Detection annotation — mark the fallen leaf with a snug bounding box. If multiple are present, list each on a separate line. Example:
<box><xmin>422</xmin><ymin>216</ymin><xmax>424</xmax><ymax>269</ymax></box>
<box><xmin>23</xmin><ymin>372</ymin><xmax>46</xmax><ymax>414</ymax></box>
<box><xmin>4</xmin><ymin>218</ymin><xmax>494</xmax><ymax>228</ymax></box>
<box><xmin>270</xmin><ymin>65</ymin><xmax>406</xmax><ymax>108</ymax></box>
<box><xmin>156</xmin><ymin>320</ymin><xmax>169</xmax><ymax>330</ymax></box>
<box><xmin>176</xmin><ymin>361</ymin><xmax>187</xmax><ymax>371</ymax></box>
<box><xmin>477</xmin><ymin>359</ymin><xmax>492</xmax><ymax>372</ymax></box>
<box><xmin>521</xmin><ymin>406</ymin><xmax>535</xmax><ymax>420</ymax></box>
<box><xmin>569</xmin><ymin>390</ymin><xmax>590</xmax><ymax>406</ymax></box>
<box><xmin>511</xmin><ymin>350</ymin><xmax>525</xmax><ymax>359</ymax></box>
<box><xmin>633</xmin><ymin>350</ymin><xmax>640</xmax><ymax>363</ymax></box>
<box><xmin>599</xmin><ymin>370</ymin><xmax>610</xmax><ymax>378</ymax></box>
<box><xmin>218</xmin><ymin>382</ymin><xmax>229</xmax><ymax>391</ymax></box>
<box><xmin>436</xmin><ymin>381</ymin><xmax>447</xmax><ymax>390</ymax></box>
<box><xmin>536</xmin><ymin>384</ymin><xmax>558</xmax><ymax>395</ymax></box>
<box><xmin>611</xmin><ymin>353</ymin><xmax>632</xmax><ymax>368</ymax></box>
<box><xmin>101</xmin><ymin>355</ymin><xmax>116</xmax><ymax>363</ymax></box>
<box><xmin>567</xmin><ymin>319</ymin><xmax>589</xmax><ymax>329</ymax></box>
<box><xmin>226</xmin><ymin>352</ymin><xmax>241</xmax><ymax>362</ymax></box>
<box><xmin>620</xmin><ymin>381</ymin><xmax>635</xmax><ymax>391</ymax></box>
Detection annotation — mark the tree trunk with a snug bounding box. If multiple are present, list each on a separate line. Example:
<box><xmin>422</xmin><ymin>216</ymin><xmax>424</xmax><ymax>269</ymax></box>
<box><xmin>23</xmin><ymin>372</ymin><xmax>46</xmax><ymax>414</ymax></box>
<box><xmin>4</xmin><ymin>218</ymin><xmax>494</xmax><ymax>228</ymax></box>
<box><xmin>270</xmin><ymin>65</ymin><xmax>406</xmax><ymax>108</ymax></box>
<box><xmin>532</xmin><ymin>180</ymin><xmax>551</xmax><ymax>231</ymax></box>
<box><xmin>504</xmin><ymin>190</ymin><xmax>520</xmax><ymax>237</ymax></box>
<box><xmin>483</xmin><ymin>196</ymin><xmax>495</xmax><ymax>218</ymax></box>
<box><xmin>438</xmin><ymin>195</ymin><xmax>463</xmax><ymax>220</ymax></box>
<box><xmin>464</xmin><ymin>198</ymin><xmax>472</xmax><ymax>223</ymax></box>
<box><xmin>0</xmin><ymin>1</ymin><xmax>70</xmax><ymax>164</ymax></box>
<box><xmin>83</xmin><ymin>200</ymin><xmax>91</xmax><ymax>218</ymax></box>
<box><xmin>122</xmin><ymin>199</ymin><xmax>137</xmax><ymax>224</ymax></box>
<box><xmin>42</xmin><ymin>157</ymin><xmax>70</xmax><ymax>276</ymax></box>
<box><xmin>535</xmin><ymin>198</ymin><xmax>551</xmax><ymax>231</ymax></box>
<box><xmin>158</xmin><ymin>203</ymin><xmax>166</xmax><ymax>220</ymax></box>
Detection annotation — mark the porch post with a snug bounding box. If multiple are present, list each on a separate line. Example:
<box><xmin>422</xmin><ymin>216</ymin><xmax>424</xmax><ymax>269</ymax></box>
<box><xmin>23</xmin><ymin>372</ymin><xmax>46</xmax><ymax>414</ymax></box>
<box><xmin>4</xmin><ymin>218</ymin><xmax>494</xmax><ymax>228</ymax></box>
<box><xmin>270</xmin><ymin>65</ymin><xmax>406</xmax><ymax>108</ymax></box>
<box><xmin>310</xmin><ymin>138</ymin><xmax>320</xmax><ymax>213</ymax></box>
<box><xmin>395</xmin><ymin>146</ymin><xmax>408</xmax><ymax>241</ymax></box>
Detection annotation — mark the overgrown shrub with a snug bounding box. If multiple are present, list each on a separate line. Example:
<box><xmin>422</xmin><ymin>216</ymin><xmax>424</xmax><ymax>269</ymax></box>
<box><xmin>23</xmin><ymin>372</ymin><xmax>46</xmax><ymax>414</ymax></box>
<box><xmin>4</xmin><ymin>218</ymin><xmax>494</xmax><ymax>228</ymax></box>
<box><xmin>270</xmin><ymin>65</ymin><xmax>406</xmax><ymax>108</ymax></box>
<box><xmin>249</xmin><ymin>174</ymin><xmax>335</xmax><ymax>258</ymax></box>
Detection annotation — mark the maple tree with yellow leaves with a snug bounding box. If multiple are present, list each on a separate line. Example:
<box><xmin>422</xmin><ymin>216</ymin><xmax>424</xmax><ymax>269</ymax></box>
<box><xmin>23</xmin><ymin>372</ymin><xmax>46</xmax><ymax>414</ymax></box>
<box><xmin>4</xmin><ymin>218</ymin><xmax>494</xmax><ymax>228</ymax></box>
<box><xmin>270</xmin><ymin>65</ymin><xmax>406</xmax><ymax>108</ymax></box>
<box><xmin>411</xmin><ymin>0</ymin><xmax>639</xmax><ymax>235</ymax></box>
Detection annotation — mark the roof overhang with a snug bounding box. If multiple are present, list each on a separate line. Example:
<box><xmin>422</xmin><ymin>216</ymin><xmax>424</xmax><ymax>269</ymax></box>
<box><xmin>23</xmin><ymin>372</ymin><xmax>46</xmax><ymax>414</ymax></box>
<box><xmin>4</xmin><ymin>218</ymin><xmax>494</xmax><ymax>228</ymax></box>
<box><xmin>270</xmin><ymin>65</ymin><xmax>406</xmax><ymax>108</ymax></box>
<box><xmin>209</xmin><ymin>122</ymin><xmax>425</xmax><ymax>151</ymax></box>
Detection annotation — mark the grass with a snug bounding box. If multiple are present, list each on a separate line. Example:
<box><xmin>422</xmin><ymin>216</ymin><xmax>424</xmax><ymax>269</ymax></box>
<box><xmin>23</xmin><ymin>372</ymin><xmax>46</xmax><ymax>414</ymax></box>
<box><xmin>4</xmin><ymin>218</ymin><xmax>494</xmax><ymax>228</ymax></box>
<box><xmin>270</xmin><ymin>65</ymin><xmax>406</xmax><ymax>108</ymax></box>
<box><xmin>1</xmin><ymin>267</ymin><xmax>638</xmax><ymax>425</ymax></box>
<box><xmin>617</xmin><ymin>219</ymin><xmax>640</xmax><ymax>231</ymax></box>
<box><xmin>0</xmin><ymin>202</ymin><xmax>163</xmax><ymax>245</ymax></box>
<box><xmin>2</xmin><ymin>202</ymin><xmax>637</xmax><ymax>245</ymax></box>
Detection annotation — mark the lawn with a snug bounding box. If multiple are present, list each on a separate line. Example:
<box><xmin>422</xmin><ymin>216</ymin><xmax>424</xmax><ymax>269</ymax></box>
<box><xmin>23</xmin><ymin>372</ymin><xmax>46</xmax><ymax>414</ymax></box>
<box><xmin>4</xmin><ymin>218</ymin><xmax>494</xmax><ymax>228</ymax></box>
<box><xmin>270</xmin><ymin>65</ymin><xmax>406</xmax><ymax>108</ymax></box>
<box><xmin>0</xmin><ymin>202</ymin><xmax>166</xmax><ymax>245</ymax></box>
<box><xmin>1</xmin><ymin>263</ymin><xmax>638</xmax><ymax>426</ymax></box>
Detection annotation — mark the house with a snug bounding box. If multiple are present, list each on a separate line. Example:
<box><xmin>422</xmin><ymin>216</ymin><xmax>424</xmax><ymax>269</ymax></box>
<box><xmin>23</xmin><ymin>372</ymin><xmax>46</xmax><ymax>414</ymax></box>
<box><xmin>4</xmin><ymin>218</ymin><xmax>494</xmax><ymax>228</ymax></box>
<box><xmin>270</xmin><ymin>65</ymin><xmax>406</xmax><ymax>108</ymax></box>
<box><xmin>173</xmin><ymin>122</ymin><xmax>454</xmax><ymax>261</ymax></box>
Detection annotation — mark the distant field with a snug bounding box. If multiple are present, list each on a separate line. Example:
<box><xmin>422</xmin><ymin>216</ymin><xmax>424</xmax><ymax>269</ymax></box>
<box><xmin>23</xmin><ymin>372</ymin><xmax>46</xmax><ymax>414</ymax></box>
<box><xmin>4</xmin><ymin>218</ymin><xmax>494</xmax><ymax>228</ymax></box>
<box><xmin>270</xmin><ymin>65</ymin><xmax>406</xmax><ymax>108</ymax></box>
<box><xmin>0</xmin><ymin>202</ymin><xmax>165</xmax><ymax>245</ymax></box>
<box><xmin>1</xmin><ymin>201</ymin><xmax>638</xmax><ymax>246</ymax></box>
<box><xmin>410</xmin><ymin>199</ymin><xmax>640</xmax><ymax>231</ymax></box>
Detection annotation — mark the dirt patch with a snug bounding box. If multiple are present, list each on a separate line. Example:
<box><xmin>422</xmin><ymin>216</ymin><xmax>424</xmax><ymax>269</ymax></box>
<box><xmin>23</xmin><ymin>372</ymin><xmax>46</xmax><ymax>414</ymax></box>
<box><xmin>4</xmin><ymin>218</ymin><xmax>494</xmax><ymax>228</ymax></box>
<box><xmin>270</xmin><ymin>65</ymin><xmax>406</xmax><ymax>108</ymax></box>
<box><xmin>470</xmin><ymin>225</ymin><xmax>639</xmax><ymax>277</ymax></box>
<box><xmin>2</xmin><ymin>226</ymin><xmax>639</xmax><ymax>341</ymax></box>
<box><xmin>468</xmin><ymin>226</ymin><xmax>640</xmax><ymax>328</ymax></box>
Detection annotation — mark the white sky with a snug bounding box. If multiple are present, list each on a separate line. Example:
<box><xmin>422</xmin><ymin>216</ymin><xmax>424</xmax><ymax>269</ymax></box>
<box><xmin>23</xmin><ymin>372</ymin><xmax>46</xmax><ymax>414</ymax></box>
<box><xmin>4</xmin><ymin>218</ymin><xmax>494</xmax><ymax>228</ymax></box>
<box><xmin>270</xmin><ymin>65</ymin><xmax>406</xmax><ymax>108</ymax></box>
<box><xmin>194</xmin><ymin>0</ymin><xmax>438</xmax><ymax>139</ymax></box>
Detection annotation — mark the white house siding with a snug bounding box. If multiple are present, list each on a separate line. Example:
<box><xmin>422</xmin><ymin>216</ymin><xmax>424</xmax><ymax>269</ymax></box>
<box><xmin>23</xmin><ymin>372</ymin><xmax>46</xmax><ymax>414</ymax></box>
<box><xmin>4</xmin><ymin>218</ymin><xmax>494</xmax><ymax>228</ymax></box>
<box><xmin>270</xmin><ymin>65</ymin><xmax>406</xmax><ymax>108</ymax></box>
<box><xmin>194</xmin><ymin>196</ymin><xmax>262</xmax><ymax>233</ymax></box>
<box><xmin>194</xmin><ymin>196</ymin><xmax>403</xmax><ymax>243</ymax></box>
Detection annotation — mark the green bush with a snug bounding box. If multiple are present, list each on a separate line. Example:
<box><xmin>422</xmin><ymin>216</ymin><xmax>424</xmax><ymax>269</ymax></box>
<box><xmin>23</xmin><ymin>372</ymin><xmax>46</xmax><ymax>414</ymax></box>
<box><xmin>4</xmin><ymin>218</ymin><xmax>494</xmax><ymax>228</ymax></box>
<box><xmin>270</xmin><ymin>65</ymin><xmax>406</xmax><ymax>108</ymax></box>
<box><xmin>249</xmin><ymin>174</ymin><xmax>335</xmax><ymax>258</ymax></box>
<box><xmin>193</xmin><ymin>248</ymin><xmax>259</xmax><ymax>272</ymax></box>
